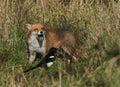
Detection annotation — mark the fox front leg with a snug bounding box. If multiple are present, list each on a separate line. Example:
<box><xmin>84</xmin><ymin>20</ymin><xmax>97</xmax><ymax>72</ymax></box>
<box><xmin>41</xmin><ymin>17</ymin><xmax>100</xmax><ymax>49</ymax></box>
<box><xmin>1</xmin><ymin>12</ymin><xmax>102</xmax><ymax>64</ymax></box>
<box><xmin>29</xmin><ymin>51</ymin><xmax>36</xmax><ymax>64</ymax></box>
<box><xmin>24</xmin><ymin>48</ymin><xmax>57</xmax><ymax>73</ymax></box>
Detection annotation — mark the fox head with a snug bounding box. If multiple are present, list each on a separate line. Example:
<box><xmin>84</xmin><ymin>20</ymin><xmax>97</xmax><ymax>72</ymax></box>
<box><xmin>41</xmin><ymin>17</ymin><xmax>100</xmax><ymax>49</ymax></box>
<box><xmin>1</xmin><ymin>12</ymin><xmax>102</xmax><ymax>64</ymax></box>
<box><xmin>26</xmin><ymin>24</ymin><xmax>46</xmax><ymax>41</ymax></box>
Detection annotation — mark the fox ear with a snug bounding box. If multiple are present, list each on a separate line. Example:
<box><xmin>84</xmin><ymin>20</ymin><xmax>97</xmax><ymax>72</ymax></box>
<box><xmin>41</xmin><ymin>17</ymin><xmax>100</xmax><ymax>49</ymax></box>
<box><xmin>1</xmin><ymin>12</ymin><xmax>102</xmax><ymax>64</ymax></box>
<box><xmin>26</xmin><ymin>24</ymin><xmax>31</xmax><ymax>30</ymax></box>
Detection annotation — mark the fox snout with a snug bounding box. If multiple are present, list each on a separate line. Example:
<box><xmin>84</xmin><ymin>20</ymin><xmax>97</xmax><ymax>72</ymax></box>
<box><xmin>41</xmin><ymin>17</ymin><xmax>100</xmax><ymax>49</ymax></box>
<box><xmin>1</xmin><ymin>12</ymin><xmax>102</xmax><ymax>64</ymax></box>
<box><xmin>37</xmin><ymin>31</ymin><xmax>46</xmax><ymax>41</ymax></box>
<box><xmin>37</xmin><ymin>31</ymin><xmax>43</xmax><ymax>36</ymax></box>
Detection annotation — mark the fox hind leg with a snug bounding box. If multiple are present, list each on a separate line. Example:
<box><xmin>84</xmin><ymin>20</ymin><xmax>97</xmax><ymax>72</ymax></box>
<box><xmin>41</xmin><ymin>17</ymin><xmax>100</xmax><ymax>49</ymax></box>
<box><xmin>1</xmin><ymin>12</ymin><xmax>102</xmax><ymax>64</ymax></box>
<box><xmin>62</xmin><ymin>46</ymin><xmax>78</xmax><ymax>62</ymax></box>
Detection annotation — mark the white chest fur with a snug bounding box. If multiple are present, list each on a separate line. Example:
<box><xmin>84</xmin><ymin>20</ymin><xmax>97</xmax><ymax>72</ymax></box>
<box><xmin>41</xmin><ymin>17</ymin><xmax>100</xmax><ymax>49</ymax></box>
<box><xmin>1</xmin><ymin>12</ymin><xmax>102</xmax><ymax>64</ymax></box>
<box><xmin>28</xmin><ymin>36</ymin><xmax>46</xmax><ymax>55</ymax></box>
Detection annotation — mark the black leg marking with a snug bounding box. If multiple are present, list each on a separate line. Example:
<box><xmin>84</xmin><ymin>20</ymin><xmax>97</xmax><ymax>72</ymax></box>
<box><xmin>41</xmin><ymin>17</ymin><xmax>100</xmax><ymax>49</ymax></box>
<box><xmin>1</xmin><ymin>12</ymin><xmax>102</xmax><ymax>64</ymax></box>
<box><xmin>24</xmin><ymin>47</ymin><xmax>57</xmax><ymax>73</ymax></box>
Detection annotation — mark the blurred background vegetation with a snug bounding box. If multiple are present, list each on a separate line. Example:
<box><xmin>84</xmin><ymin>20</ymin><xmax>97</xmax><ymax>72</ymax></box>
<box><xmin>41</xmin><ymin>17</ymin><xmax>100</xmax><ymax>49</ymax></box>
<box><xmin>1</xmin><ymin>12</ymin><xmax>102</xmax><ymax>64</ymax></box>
<box><xmin>0</xmin><ymin>0</ymin><xmax>120</xmax><ymax>87</ymax></box>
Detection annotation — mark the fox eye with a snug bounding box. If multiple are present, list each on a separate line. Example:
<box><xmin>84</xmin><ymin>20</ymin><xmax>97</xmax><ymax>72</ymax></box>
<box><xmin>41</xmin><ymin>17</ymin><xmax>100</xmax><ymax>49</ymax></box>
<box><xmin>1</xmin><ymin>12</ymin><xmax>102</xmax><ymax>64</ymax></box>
<box><xmin>34</xmin><ymin>28</ymin><xmax>38</xmax><ymax>31</ymax></box>
<box><xmin>41</xmin><ymin>27</ymin><xmax>45</xmax><ymax>30</ymax></box>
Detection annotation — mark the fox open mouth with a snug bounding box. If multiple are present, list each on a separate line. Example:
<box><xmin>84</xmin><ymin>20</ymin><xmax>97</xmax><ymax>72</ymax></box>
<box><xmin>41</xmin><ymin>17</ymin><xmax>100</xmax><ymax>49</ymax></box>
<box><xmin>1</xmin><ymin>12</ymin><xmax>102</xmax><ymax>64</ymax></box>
<box><xmin>37</xmin><ymin>34</ymin><xmax>44</xmax><ymax>41</ymax></box>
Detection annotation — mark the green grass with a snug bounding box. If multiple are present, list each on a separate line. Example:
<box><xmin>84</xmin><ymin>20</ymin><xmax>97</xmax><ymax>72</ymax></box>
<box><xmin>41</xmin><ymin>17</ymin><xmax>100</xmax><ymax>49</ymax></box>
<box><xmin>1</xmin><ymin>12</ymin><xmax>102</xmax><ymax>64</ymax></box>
<box><xmin>0</xmin><ymin>0</ymin><xmax>120</xmax><ymax>87</ymax></box>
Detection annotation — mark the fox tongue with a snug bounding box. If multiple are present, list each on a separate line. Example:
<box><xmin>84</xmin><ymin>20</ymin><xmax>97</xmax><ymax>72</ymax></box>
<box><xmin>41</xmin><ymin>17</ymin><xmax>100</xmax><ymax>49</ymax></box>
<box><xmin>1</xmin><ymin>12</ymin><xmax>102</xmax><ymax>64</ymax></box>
<box><xmin>38</xmin><ymin>36</ymin><xmax>43</xmax><ymax>41</ymax></box>
<box><xmin>37</xmin><ymin>33</ymin><xmax>44</xmax><ymax>41</ymax></box>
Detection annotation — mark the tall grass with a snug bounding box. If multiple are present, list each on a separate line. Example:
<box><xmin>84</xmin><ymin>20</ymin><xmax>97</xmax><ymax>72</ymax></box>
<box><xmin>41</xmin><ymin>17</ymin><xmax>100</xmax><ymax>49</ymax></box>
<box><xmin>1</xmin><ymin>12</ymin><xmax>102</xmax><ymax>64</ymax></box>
<box><xmin>0</xmin><ymin>0</ymin><xmax>120</xmax><ymax>87</ymax></box>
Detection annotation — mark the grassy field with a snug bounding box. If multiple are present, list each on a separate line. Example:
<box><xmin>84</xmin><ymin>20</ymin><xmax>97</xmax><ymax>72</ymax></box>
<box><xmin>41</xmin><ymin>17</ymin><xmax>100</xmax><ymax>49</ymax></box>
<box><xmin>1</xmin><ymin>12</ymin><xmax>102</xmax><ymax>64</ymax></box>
<box><xmin>0</xmin><ymin>0</ymin><xmax>120</xmax><ymax>87</ymax></box>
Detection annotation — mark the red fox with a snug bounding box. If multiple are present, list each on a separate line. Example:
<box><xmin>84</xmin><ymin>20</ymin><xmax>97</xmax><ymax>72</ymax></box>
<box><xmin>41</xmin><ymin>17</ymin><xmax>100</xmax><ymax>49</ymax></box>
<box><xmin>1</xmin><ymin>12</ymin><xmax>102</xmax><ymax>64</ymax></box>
<box><xmin>24</xmin><ymin>23</ymin><xmax>78</xmax><ymax>72</ymax></box>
